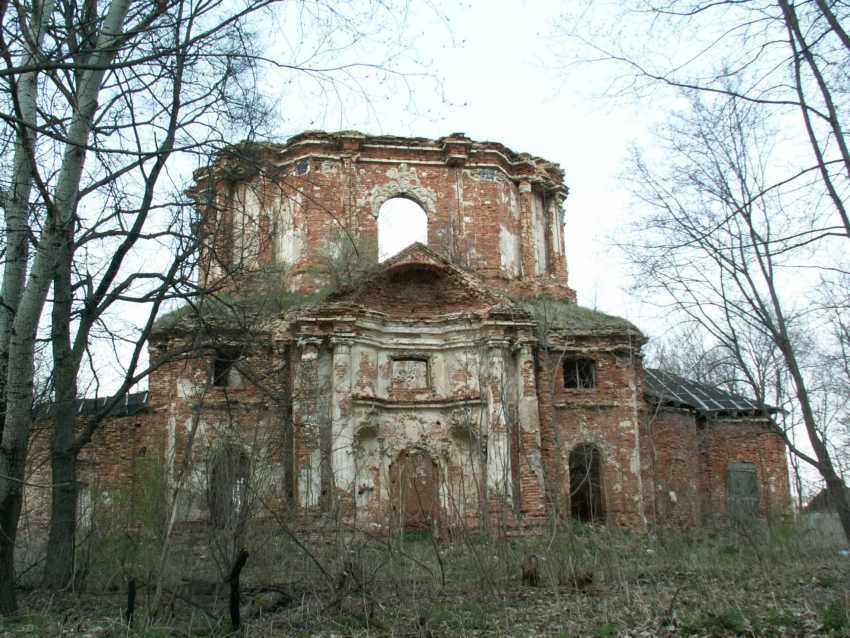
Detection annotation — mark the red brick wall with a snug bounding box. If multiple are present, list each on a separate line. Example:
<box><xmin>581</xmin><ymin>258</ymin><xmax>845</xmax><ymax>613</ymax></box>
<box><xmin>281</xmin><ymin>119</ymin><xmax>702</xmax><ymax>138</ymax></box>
<box><xmin>22</xmin><ymin>412</ymin><xmax>157</xmax><ymax>533</ymax></box>
<box><xmin>698</xmin><ymin>419</ymin><xmax>791</xmax><ymax>523</ymax></box>
<box><xmin>17</xmin><ymin>132</ymin><xmax>795</xmax><ymax>539</ymax></box>
<box><xmin>193</xmin><ymin>131</ymin><xmax>576</xmax><ymax>301</ymax></box>
<box><xmin>642</xmin><ymin>408</ymin><xmax>701</xmax><ymax>528</ymax></box>
<box><xmin>537</xmin><ymin>340</ymin><xmax>646</xmax><ymax>528</ymax></box>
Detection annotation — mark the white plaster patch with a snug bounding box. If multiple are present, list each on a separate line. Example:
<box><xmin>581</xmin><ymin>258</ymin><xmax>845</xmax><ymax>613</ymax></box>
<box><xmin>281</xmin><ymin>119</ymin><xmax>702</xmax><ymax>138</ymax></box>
<box><xmin>487</xmin><ymin>432</ymin><xmax>512</xmax><ymax>498</ymax></box>
<box><xmin>176</xmin><ymin>378</ymin><xmax>198</xmax><ymax>399</ymax></box>
<box><xmin>273</xmin><ymin>191</ymin><xmax>304</xmax><ymax>265</ymax></box>
<box><xmin>630</xmin><ymin>447</ymin><xmax>641</xmax><ymax>475</ymax></box>
<box><xmin>186</xmin><ymin>416</ymin><xmax>207</xmax><ymax>440</ymax></box>
<box><xmin>278</xmin><ymin>229</ymin><xmax>305</xmax><ymax>266</ymax></box>
<box><xmin>531</xmin><ymin>193</ymin><xmax>547</xmax><ymax>275</ymax></box>
<box><xmin>299</xmin><ymin>449</ymin><xmax>322</xmax><ymax>507</ymax></box>
<box><xmin>499</xmin><ymin>225</ymin><xmax>520</xmax><ymax>277</ymax></box>
<box><xmin>320</xmin><ymin>160</ymin><xmax>339</xmax><ymax>174</ymax></box>
<box><xmin>548</xmin><ymin>200</ymin><xmax>564</xmax><ymax>256</ymax></box>
<box><xmin>232</xmin><ymin>185</ymin><xmax>262</xmax><ymax>268</ymax></box>
<box><xmin>509</xmin><ymin>188</ymin><xmax>519</xmax><ymax>219</ymax></box>
<box><xmin>166</xmin><ymin>415</ymin><xmax>177</xmax><ymax>477</ymax></box>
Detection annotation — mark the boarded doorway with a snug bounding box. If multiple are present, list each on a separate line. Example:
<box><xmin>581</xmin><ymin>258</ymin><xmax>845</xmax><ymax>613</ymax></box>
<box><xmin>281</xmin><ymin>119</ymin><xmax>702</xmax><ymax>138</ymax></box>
<box><xmin>569</xmin><ymin>444</ymin><xmax>604</xmax><ymax>523</ymax></box>
<box><xmin>390</xmin><ymin>449</ymin><xmax>440</xmax><ymax>531</ymax></box>
<box><xmin>726</xmin><ymin>462</ymin><xmax>760</xmax><ymax>521</ymax></box>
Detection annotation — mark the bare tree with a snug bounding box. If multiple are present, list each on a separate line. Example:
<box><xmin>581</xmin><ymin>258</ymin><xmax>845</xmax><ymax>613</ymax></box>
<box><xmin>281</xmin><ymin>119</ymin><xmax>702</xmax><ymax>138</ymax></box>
<box><xmin>0</xmin><ymin>0</ymin><xmax>437</xmax><ymax>613</ymax></box>
<box><xmin>0</xmin><ymin>0</ymin><xmax>283</xmax><ymax>610</ymax></box>
<box><xmin>617</xmin><ymin>91</ymin><xmax>850</xmax><ymax>540</ymax></box>
<box><xmin>555</xmin><ymin>0</ymin><xmax>850</xmax><ymax>538</ymax></box>
<box><xmin>556</xmin><ymin>0</ymin><xmax>850</xmax><ymax>241</ymax></box>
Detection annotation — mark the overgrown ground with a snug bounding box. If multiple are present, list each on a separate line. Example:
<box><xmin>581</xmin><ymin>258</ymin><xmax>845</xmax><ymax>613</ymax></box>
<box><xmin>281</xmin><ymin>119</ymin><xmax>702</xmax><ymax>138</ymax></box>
<box><xmin>3</xmin><ymin>520</ymin><xmax>849</xmax><ymax>637</ymax></box>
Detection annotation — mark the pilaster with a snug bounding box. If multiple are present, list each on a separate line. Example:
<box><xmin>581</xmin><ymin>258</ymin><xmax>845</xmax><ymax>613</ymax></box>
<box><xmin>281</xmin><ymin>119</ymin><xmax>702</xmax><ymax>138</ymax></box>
<box><xmin>294</xmin><ymin>337</ymin><xmax>322</xmax><ymax>507</ymax></box>
<box><xmin>485</xmin><ymin>341</ymin><xmax>512</xmax><ymax>499</ymax></box>
<box><xmin>331</xmin><ymin>338</ymin><xmax>355</xmax><ymax>499</ymax></box>
<box><xmin>516</xmin><ymin>342</ymin><xmax>546</xmax><ymax>515</ymax></box>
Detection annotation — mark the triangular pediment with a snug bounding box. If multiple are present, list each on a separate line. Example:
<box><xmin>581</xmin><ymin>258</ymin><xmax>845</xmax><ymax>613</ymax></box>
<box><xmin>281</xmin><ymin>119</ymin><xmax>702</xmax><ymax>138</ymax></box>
<box><xmin>312</xmin><ymin>243</ymin><xmax>524</xmax><ymax>319</ymax></box>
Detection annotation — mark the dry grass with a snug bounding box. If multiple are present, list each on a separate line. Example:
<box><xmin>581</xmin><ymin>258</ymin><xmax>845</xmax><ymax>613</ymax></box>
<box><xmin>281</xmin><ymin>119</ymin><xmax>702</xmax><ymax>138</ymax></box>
<box><xmin>3</xmin><ymin>519</ymin><xmax>849</xmax><ymax>637</ymax></box>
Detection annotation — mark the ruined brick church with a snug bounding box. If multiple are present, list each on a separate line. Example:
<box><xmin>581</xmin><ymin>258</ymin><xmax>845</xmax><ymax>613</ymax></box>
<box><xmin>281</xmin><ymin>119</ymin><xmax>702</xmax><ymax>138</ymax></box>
<box><xmin>39</xmin><ymin>131</ymin><xmax>791</xmax><ymax>534</ymax></box>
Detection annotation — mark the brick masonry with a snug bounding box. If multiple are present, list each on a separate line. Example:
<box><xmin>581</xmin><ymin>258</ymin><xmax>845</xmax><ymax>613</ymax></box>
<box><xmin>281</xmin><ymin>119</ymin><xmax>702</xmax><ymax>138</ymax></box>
<box><xmin>25</xmin><ymin>131</ymin><xmax>791</xmax><ymax>536</ymax></box>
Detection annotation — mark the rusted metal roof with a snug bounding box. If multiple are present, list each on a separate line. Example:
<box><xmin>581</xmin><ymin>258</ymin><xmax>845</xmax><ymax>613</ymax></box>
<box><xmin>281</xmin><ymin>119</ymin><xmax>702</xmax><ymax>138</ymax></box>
<box><xmin>644</xmin><ymin>368</ymin><xmax>773</xmax><ymax>417</ymax></box>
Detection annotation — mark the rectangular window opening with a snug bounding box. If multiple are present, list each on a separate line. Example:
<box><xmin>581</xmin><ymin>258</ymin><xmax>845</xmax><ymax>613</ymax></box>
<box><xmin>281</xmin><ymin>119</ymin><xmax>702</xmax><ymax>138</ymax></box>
<box><xmin>212</xmin><ymin>347</ymin><xmax>242</xmax><ymax>388</ymax></box>
<box><xmin>563</xmin><ymin>357</ymin><xmax>596</xmax><ymax>389</ymax></box>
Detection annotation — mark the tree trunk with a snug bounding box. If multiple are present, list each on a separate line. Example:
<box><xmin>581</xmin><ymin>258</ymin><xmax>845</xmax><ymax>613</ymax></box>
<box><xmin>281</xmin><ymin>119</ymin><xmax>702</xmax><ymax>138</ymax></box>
<box><xmin>44</xmin><ymin>232</ymin><xmax>78</xmax><ymax>590</ymax></box>
<box><xmin>0</xmin><ymin>279</ymin><xmax>45</xmax><ymax>615</ymax></box>
<box><xmin>43</xmin><ymin>451</ymin><xmax>78</xmax><ymax>589</ymax></box>
<box><xmin>825</xmin><ymin>475</ymin><xmax>850</xmax><ymax>542</ymax></box>
<box><xmin>0</xmin><ymin>23</ymin><xmax>56</xmax><ymax>613</ymax></box>
<box><xmin>228</xmin><ymin>548</ymin><xmax>249</xmax><ymax>631</ymax></box>
<box><xmin>0</xmin><ymin>472</ymin><xmax>23</xmax><ymax>614</ymax></box>
<box><xmin>764</xmin><ymin>273</ymin><xmax>850</xmax><ymax>542</ymax></box>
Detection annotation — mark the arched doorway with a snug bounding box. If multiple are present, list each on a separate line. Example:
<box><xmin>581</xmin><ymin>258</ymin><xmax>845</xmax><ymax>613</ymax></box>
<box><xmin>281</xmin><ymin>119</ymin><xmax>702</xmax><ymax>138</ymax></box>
<box><xmin>377</xmin><ymin>197</ymin><xmax>428</xmax><ymax>261</ymax></box>
<box><xmin>390</xmin><ymin>449</ymin><xmax>440</xmax><ymax>531</ymax></box>
<box><xmin>568</xmin><ymin>444</ymin><xmax>604</xmax><ymax>523</ymax></box>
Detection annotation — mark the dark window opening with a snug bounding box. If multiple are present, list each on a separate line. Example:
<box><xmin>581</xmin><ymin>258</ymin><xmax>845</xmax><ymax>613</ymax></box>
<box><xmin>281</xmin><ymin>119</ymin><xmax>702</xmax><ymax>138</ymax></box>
<box><xmin>212</xmin><ymin>348</ymin><xmax>242</xmax><ymax>388</ymax></box>
<box><xmin>563</xmin><ymin>358</ymin><xmax>596</xmax><ymax>389</ymax></box>
<box><xmin>208</xmin><ymin>445</ymin><xmax>250</xmax><ymax>530</ymax></box>
<box><xmin>569</xmin><ymin>444</ymin><xmax>604</xmax><ymax>523</ymax></box>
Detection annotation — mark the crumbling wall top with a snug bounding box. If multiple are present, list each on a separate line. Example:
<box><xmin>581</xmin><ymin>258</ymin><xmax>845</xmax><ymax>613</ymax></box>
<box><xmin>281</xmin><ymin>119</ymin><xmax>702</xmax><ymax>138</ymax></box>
<box><xmin>194</xmin><ymin>130</ymin><xmax>568</xmax><ymax>196</ymax></box>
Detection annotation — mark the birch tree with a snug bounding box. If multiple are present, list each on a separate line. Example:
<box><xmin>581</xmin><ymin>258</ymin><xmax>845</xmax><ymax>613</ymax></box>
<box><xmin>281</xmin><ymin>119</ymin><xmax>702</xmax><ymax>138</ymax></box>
<box><xmin>0</xmin><ymin>0</ymin><xmax>434</xmax><ymax>613</ymax></box>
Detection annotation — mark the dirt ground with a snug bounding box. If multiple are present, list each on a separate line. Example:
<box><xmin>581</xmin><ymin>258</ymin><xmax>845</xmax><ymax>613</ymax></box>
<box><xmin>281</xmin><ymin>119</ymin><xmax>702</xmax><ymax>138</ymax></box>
<box><xmin>2</xmin><ymin>521</ymin><xmax>849</xmax><ymax>637</ymax></box>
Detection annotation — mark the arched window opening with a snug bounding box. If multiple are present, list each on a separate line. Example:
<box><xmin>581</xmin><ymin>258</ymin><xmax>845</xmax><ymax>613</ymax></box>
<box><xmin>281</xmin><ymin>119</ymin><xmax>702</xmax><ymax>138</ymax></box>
<box><xmin>378</xmin><ymin>197</ymin><xmax>428</xmax><ymax>262</ymax></box>
<box><xmin>569</xmin><ymin>444</ymin><xmax>604</xmax><ymax>523</ymax></box>
<box><xmin>208</xmin><ymin>445</ymin><xmax>250</xmax><ymax>530</ymax></box>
